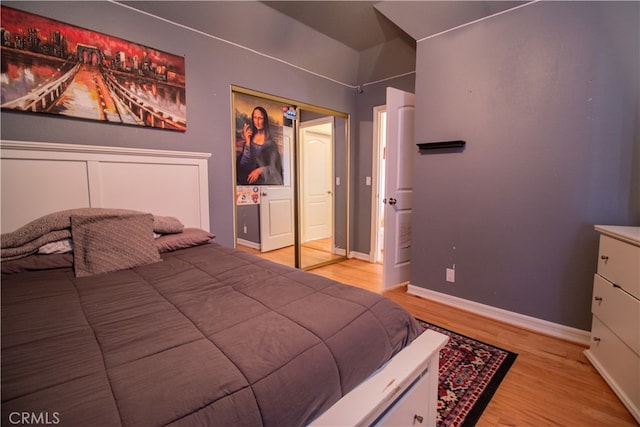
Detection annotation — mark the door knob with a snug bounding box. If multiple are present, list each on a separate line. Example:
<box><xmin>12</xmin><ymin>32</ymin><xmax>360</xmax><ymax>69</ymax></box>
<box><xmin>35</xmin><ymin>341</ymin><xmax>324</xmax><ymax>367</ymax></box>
<box><xmin>327</xmin><ymin>190</ymin><xmax>332</xmax><ymax>195</ymax></box>
<box><xmin>388</xmin><ymin>197</ymin><xmax>397</xmax><ymax>205</ymax></box>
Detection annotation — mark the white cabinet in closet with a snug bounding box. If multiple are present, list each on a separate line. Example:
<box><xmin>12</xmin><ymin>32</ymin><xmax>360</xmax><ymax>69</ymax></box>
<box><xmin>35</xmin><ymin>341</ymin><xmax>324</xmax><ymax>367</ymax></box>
<box><xmin>585</xmin><ymin>225</ymin><xmax>640</xmax><ymax>424</ymax></box>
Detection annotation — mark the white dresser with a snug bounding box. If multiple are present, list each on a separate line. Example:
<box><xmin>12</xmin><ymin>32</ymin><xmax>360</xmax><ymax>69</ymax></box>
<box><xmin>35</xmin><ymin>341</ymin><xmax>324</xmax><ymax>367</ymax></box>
<box><xmin>585</xmin><ymin>225</ymin><xmax>640</xmax><ymax>423</ymax></box>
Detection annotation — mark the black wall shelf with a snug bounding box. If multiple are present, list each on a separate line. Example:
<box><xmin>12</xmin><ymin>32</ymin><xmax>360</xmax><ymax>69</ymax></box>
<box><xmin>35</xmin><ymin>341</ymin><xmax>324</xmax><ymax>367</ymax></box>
<box><xmin>417</xmin><ymin>140</ymin><xmax>466</xmax><ymax>150</ymax></box>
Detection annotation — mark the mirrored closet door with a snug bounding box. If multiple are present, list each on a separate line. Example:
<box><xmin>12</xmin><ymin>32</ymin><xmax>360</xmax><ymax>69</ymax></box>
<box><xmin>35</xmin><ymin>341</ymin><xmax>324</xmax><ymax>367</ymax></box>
<box><xmin>232</xmin><ymin>87</ymin><xmax>349</xmax><ymax>270</ymax></box>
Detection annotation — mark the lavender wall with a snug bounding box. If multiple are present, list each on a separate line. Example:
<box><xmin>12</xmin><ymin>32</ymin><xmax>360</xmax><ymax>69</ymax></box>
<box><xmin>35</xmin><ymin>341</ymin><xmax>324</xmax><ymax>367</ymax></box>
<box><xmin>410</xmin><ymin>1</ymin><xmax>639</xmax><ymax>329</ymax></box>
<box><xmin>0</xmin><ymin>1</ymin><xmax>358</xmax><ymax>247</ymax></box>
<box><xmin>352</xmin><ymin>74</ymin><xmax>416</xmax><ymax>254</ymax></box>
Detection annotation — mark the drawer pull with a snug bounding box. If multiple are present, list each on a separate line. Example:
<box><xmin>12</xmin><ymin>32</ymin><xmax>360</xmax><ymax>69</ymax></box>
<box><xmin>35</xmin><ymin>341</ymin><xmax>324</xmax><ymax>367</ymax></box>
<box><xmin>593</xmin><ymin>337</ymin><xmax>601</xmax><ymax>343</ymax></box>
<box><xmin>600</xmin><ymin>255</ymin><xmax>609</xmax><ymax>263</ymax></box>
<box><xmin>594</xmin><ymin>296</ymin><xmax>603</xmax><ymax>302</ymax></box>
<box><xmin>414</xmin><ymin>414</ymin><xmax>424</xmax><ymax>424</ymax></box>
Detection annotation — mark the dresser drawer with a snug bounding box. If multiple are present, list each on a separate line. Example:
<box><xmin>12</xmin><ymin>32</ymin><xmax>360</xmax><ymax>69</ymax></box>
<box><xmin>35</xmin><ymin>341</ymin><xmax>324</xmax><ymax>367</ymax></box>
<box><xmin>598</xmin><ymin>235</ymin><xmax>640</xmax><ymax>299</ymax></box>
<box><xmin>592</xmin><ymin>274</ymin><xmax>640</xmax><ymax>355</ymax></box>
<box><xmin>588</xmin><ymin>317</ymin><xmax>640</xmax><ymax>412</ymax></box>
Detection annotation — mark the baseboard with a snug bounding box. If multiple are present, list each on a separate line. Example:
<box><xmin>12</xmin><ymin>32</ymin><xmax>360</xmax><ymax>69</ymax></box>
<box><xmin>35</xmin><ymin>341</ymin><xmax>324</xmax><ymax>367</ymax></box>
<box><xmin>348</xmin><ymin>251</ymin><xmax>371</xmax><ymax>262</ymax></box>
<box><xmin>236</xmin><ymin>238</ymin><xmax>260</xmax><ymax>250</ymax></box>
<box><xmin>407</xmin><ymin>284</ymin><xmax>591</xmax><ymax>346</ymax></box>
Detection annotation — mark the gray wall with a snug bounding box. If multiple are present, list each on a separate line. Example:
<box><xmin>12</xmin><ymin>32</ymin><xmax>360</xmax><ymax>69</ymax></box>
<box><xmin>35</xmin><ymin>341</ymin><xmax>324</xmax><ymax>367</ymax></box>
<box><xmin>0</xmin><ymin>1</ymin><xmax>358</xmax><ymax>247</ymax></box>
<box><xmin>410</xmin><ymin>1</ymin><xmax>639</xmax><ymax>329</ymax></box>
<box><xmin>3</xmin><ymin>1</ymin><xmax>637</xmax><ymax>331</ymax></box>
<box><xmin>352</xmin><ymin>74</ymin><xmax>416</xmax><ymax>254</ymax></box>
<box><xmin>120</xmin><ymin>1</ymin><xmax>360</xmax><ymax>87</ymax></box>
<box><xmin>236</xmin><ymin>205</ymin><xmax>260</xmax><ymax>244</ymax></box>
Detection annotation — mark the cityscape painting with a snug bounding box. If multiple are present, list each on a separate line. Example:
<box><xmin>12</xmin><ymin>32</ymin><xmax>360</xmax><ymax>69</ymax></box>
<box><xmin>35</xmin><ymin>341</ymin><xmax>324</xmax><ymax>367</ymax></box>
<box><xmin>0</xmin><ymin>6</ymin><xmax>187</xmax><ymax>131</ymax></box>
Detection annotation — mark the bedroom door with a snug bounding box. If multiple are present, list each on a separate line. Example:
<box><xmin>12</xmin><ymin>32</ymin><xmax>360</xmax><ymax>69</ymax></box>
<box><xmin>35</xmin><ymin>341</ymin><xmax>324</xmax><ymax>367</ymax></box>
<box><xmin>259</xmin><ymin>187</ymin><xmax>294</xmax><ymax>251</ymax></box>
<box><xmin>259</xmin><ymin>125</ymin><xmax>295</xmax><ymax>252</ymax></box>
<box><xmin>382</xmin><ymin>87</ymin><xmax>415</xmax><ymax>289</ymax></box>
<box><xmin>300</xmin><ymin>118</ymin><xmax>333</xmax><ymax>243</ymax></box>
<box><xmin>298</xmin><ymin>114</ymin><xmax>346</xmax><ymax>270</ymax></box>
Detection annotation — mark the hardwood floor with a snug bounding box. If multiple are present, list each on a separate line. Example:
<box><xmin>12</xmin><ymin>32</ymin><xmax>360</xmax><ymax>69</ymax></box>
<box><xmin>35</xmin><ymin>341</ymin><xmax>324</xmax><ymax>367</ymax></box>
<box><xmin>237</xmin><ymin>240</ymin><xmax>343</xmax><ymax>269</ymax></box>
<box><xmin>303</xmin><ymin>258</ymin><xmax>637</xmax><ymax>426</ymax></box>
<box><xmin>237</xmin><ymin>246</ymin><xmax>637</xmax><ymax>425</ymax></box>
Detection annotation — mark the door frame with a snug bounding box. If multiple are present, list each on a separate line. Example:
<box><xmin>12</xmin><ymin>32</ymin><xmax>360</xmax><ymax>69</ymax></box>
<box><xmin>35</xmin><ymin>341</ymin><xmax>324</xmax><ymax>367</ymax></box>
<box><xmin>370</xmin><ymin>105</ymin><xmax>386</xmax><ymax>264</ymax></box>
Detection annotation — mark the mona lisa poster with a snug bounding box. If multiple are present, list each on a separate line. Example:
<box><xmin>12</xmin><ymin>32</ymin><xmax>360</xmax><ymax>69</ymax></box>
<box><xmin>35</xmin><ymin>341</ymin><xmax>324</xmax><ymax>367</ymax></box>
<box><xmin>233</xmin><ymin>91</ymin><xmax>292</xmax><ymax>186</ymax></box>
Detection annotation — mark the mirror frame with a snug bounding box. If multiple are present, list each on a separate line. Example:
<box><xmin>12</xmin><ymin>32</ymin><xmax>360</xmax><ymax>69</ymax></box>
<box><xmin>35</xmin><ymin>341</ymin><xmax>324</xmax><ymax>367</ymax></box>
<box><xmin>230</xmin><ymin>85</ymin><xmax>350</xmax><ymax>270</ymax></box>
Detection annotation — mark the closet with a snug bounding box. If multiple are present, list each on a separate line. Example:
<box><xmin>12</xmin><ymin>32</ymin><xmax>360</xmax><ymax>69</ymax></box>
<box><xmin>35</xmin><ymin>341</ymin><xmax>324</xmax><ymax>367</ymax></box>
<box><xmin>232</xmin><ymin>86</ymin><xmax>349</xmax><ymax>270</ymax></box>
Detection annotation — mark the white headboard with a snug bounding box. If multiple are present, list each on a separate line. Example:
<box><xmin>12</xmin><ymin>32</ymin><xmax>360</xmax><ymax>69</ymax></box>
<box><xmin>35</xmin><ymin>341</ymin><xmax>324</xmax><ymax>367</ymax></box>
<box><xmin>0</xmin><ymin>140</ymin><xmax>211</xmax><ymax>234</ymax></box>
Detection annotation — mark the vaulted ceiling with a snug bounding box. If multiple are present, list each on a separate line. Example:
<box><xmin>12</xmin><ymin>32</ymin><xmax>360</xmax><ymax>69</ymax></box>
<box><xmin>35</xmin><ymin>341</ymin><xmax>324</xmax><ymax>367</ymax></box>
<box><xmin>118</xmin><ymin>1</ymin><xmax>529</xmax><ymax>85</ymax></box>
<box><xmin>262</xmin><ymin>1</ymin><xmax>528</xmax><ymax>51</ymax></box>
<box><xmin>262</xmin><ymin>1</ymin><xmax>412</xmax><ymax>51</ymax></box>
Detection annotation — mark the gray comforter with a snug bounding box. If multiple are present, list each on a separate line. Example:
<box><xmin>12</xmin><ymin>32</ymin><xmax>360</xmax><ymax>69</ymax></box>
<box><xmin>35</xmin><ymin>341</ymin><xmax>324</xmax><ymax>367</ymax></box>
<box><xmin>1</xmin><ymin>243</ymin><xmax>422</xmax><ymax>426</ymax></box>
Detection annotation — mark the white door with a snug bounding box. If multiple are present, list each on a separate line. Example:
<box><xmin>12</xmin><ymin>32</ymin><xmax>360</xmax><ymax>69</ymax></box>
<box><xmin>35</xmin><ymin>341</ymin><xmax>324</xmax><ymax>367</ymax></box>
<box><xmin>383</xmin><ymin>87</ymin><xmax>415</xmax><ymax>288</ymax></box>
<box><xmin>260</xmin><ymin>126</ymin><xmax>294</xmax><ymax>252</ymax></box>
<box><xmin>300</xmin><ymin>119</ymin><xmax>333</xmax><ymax>243</ymax></box>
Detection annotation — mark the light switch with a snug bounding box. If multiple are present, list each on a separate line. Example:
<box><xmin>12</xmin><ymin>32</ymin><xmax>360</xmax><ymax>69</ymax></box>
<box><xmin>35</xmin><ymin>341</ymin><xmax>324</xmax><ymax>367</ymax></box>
<box><xmin>446</xmin><ymin>268</ymin><xmax>455</xmax><ymax>283</ymax></box>
<box><xmin>366</xmin><ymin>176</ymin><xmax>372</xmax><ymax>186</ymax></box>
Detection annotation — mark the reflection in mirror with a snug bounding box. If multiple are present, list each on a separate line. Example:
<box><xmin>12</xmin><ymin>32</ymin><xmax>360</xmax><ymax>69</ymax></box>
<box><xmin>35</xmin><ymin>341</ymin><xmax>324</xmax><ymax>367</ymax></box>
<box><xmin>299</xmin><ymin>113</ymin><xmax>347</xmax><ymax>270</ymax></box>
<box><xmin>232</xmin><ymin>87</ymin><xmax>348</xmax><ymax>270</ymax></box>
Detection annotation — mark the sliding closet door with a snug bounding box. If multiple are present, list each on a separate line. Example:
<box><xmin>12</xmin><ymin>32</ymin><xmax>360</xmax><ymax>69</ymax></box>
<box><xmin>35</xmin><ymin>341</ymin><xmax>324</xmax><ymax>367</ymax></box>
<box><xmin>232</xmin><ymin>87</ymin><xmax>349</xmax><ymax>270</ymax></box>
<box><xmin>232</xmin><ymin>89</ymin><xmax>295</xmax><ymax>267</ymax></box>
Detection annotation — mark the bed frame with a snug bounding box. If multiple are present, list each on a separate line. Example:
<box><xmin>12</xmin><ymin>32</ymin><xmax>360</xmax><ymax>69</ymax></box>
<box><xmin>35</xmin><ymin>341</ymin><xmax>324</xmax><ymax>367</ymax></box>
<box><xmin>0</xmin><ymin>139</ymin><xmax>448</xmax><ymax>426</ymax></box>
<box><xmin>0</xmin><ymin>140</ymin><xmax>210</xmax><ymax>233</ymax></box>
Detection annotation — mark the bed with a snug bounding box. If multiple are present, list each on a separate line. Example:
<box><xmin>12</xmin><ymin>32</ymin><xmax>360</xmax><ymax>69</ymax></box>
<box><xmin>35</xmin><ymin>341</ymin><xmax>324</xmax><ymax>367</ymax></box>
<box><xmin>0</xmin><ymin>140</ymin><xmax>448</xmax><ymax>427</ymax></box>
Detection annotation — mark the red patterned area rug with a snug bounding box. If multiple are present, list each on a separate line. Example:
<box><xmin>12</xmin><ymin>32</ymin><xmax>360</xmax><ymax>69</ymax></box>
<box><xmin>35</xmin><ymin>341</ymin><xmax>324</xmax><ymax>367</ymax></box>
<box><xmin>418</xmin><ymin>319</ymin><xmax>518</xmax><ymax>427</ymax></box>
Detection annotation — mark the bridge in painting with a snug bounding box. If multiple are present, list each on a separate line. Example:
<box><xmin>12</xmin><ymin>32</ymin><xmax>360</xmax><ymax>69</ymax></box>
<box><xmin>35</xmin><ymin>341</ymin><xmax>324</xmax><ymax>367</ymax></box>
<box><xmin>2</xmin><ymin>53</ymin><xmax>185</xmax><ymax>131</ymax></box>
<box><xmin>103</xmin><ymin>73</ymin><xmax>186</xmax><ymax>131</ymax></box>
<box><xmin>1</xmin><ymin>62</ymin><xmax>81</xmax><ymax>113</ymax></box>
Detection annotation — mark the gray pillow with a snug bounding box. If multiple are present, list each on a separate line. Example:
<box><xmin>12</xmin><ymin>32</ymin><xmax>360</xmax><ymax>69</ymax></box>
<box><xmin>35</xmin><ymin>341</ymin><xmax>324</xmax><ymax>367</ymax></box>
<box><xmin>153</xmin><ymin>216</ymin><xmax>184</xmax><ymax>234</ymax></box>
<box><xmin>72</xmin><ymin>213</ymin><xmax>161</xmax><ymax>277</ymax></box>
<box><xmin>155</xmin><ymin>228</ymin><xmax>214</xmax><ymax>253</ymax></box>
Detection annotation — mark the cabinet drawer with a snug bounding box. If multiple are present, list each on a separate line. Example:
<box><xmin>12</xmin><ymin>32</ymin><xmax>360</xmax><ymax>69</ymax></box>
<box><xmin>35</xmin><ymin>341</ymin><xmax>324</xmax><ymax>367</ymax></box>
<box><xmin>598</xmin><ymin>235</ymin><xmax>640</xmax><ymax>299</ymax></box>
<box><xmin>588</xmin><ymin>317</ymin><xmax>640</xmax><ymax>411</ymax></box>
<box><xmin>592</xmin><ymin>274</ymin><xmax>640</xmax><ymax>355</ymax></box>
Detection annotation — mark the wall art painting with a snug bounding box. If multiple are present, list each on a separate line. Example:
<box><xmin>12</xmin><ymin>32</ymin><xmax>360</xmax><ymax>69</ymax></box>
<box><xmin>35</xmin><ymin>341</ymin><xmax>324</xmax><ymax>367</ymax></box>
<box><xmin>1</xmin><ymin>6</ymin><xmax>186</xmax><ymax>131</ymax></box>
<box><xmin>233</xmin><ymin>91</ymin><xmax>293</xmax><ymax>187</ymax></box>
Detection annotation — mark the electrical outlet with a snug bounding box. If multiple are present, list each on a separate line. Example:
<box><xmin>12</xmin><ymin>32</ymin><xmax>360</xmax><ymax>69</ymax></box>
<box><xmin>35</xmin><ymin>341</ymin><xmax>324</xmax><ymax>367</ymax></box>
<box><xmin>446</xmin><ymin>268</ymin><xmax>455</xmax><ymax>283</ymax></box>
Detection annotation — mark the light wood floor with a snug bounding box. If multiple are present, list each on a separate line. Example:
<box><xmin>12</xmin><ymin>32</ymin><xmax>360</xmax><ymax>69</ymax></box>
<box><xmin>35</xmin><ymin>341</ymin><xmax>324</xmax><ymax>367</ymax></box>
<box><xmin>241</xmin><ymin>249</ymin><xmax>638</xmax><ymax>426</ymax></box>
<box><xmin>238</xmin><ymin>240</ymin><xmax>343</xmax><ymax>269</ymax></box>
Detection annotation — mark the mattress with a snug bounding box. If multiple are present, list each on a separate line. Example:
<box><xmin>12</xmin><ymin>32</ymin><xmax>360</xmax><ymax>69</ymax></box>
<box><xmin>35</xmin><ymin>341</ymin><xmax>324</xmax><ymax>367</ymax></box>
<box><xmin>1</xmin><ymin>242</ymin><xmax>422</xmax><ymax>426</ymax></box>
